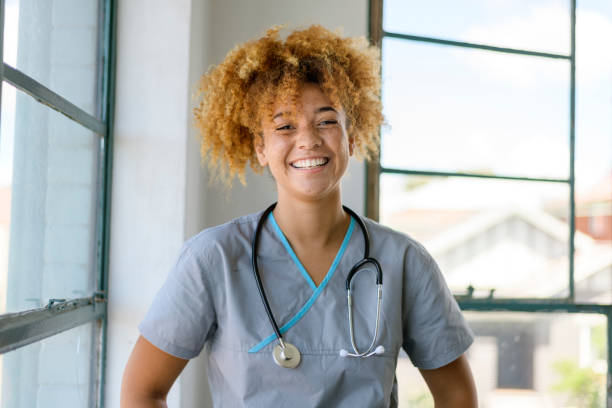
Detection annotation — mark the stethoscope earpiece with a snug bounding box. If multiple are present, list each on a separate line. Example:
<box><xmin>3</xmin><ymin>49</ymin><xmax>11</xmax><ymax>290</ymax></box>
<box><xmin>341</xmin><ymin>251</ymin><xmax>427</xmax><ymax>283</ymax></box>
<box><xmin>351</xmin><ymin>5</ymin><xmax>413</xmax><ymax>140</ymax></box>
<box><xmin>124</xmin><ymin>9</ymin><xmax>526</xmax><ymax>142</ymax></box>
<box><xmin>339</xmin><ymin>345</ymin><xmax>385</xmax><ymax>358</ymax></box>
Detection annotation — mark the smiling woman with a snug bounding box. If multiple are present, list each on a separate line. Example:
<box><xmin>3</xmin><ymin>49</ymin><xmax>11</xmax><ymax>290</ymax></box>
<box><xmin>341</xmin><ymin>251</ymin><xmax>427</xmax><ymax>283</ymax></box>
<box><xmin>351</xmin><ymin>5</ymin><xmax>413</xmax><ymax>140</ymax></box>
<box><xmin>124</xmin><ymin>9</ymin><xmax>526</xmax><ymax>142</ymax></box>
<box><xmin>255</xmin><ymin>83</ymin><xmax>354</xmax><ymax>204</ymax></box>
<box><xmin>192</xmin><ymin>25</ymin><xmax>383</xmax><ymax>186</ymax></box>
<box><xmin>121</xmin><ymin>24</ymin><xmax>477</xmax><ymax>408</ymax></box>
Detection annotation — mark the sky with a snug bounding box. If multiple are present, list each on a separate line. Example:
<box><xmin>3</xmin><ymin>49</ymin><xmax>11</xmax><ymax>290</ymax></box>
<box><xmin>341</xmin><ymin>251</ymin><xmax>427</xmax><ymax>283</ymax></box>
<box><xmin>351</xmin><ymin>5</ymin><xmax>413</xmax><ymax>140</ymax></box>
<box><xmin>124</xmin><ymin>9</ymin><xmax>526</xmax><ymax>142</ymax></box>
<box><xmin>380</xmin><ymin>0</ymin><xmax>612</xmax><ymax>199</ymax></box>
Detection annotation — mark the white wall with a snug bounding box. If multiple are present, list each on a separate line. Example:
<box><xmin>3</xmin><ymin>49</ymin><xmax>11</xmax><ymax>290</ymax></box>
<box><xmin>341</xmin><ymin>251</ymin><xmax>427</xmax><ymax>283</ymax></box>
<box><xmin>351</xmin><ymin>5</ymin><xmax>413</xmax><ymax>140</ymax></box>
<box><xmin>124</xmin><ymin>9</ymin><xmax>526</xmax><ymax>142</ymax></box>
<box><xmin>106</xmin><ymin>0</ymin><xmax>368</xmax><ymax>406</ymax></box>
<box><xmin>106</xmin><ymin>0</ymin><xmax>193</xmax><ymax>406</ymax></box>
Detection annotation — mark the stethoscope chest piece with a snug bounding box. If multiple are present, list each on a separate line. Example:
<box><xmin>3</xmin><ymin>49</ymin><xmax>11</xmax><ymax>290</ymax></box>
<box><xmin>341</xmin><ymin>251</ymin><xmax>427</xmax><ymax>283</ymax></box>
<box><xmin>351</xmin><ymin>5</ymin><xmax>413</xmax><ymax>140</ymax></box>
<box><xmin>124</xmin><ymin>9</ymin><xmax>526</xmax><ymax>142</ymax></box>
<box><xmin>273</xmin><ymin>342</ymin><xmax>301</xmax><ymax>368</ymax></box>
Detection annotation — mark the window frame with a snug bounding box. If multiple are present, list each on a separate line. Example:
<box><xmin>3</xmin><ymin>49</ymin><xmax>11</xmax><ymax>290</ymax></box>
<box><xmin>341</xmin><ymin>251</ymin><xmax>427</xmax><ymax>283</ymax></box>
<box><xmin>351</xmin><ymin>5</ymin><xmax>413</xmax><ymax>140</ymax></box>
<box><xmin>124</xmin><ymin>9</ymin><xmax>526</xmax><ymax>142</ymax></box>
<box><xmin>0</xmin><ymin>0</ymin><xmax>117</xmax><ymax>406</ymax></box>
<box><xmin>368</xmin><ymin>0</ymin><xmax>612</xmax><ymax>404</ymax></box>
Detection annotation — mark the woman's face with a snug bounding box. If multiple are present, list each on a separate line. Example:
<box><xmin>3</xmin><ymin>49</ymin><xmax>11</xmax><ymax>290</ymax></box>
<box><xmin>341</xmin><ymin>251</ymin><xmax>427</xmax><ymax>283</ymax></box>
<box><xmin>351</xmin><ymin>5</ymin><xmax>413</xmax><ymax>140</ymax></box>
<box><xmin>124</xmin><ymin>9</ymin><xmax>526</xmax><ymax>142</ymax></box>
<box><xmin>255</xmin><ymin>83</ymin><xmax>354</xmax><ymax>203</ymax></box>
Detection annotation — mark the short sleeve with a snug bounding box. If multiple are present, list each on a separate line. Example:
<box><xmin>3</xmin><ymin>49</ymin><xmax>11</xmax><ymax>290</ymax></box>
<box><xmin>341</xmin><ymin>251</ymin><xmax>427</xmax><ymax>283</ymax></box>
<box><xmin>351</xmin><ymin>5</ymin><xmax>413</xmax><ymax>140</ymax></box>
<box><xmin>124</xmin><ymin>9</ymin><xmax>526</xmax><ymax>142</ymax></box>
<box><xmin>138</xmin><ymin>244</ymin><xmax>216</xmax><ymax>360</ymax></box>
<box><xmin>402</xmin><ymin>245</ymin><xmax>473</xmax><ymax>369</ymax></box>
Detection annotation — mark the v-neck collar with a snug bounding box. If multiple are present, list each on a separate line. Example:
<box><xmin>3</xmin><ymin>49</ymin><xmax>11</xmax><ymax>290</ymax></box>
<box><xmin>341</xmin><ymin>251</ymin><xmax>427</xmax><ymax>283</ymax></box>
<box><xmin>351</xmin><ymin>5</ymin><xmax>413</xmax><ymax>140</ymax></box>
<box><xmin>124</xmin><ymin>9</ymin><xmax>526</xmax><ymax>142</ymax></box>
<box><xmin>269</xmin><ymin>212</ymin><xmax>355</xmax><ymax>291</ymax></box>
<box><xmin>248</xmin><ymin>213</ymin><xmax>356</xmax><ymax>353</ymax></box>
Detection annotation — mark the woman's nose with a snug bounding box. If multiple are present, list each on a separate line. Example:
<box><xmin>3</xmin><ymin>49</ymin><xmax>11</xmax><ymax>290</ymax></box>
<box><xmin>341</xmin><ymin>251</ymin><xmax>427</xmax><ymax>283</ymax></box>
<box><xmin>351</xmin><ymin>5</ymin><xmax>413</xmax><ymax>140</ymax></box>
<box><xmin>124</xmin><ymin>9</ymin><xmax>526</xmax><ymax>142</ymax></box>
<box><xmin>297</xmin><ymin>125</ymin><xmax>322</xmax><ymax>149</ymax></box>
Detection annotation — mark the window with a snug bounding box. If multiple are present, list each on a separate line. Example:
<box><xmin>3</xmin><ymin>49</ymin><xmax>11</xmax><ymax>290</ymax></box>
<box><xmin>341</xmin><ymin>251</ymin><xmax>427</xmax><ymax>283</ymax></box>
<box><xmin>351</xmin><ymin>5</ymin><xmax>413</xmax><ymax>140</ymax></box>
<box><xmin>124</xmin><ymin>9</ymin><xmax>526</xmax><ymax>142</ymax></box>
<box><xmin>370</xmin><ymin>0</ymin><xmax>611</xmax><ymax>406</ymax></box>
<box><xmin>0</xmin><ymin>0</ymin><xmax>116</xmax><ymax>406</ymax></box>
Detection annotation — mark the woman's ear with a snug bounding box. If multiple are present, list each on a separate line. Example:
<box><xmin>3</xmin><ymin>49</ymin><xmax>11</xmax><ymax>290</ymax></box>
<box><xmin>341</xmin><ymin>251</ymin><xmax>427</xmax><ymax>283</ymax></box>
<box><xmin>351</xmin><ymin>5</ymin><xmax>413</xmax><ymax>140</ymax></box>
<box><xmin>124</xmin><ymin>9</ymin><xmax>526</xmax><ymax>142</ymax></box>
<box><xmin>253</xmin><ymin>134</ymin><xmax>268</xmax><ymax>166</ymax></box>
<box><xmin>345</xmin><ymin>118</ymin><xmax>355</xmax><ymax>157</ymax></box>
<box><xmin>348</xmin><ymin>135</ymin><xmax>355</xmax><ymax>156</ymax></box>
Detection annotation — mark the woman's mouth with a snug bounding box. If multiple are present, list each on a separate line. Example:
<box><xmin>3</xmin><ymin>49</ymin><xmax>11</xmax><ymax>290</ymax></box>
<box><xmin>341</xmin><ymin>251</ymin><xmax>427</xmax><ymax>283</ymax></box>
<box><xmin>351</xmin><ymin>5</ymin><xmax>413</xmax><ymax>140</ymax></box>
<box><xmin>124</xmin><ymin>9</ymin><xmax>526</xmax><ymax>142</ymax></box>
<box><xmin>290</xmin><ymin>157</ymin><xmax>329</xmax><ymax>169</ymax></box>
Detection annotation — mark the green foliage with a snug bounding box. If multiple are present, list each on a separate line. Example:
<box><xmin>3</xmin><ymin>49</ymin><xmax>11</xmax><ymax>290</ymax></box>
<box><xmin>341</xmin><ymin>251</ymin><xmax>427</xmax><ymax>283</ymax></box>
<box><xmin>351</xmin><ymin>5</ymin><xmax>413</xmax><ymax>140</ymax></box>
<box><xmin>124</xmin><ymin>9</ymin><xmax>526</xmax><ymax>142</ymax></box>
<box><xmin>403</xmin><ymin>176</ymin><xmax>432</xmax><ymax>192</ymax></box>
<box><xmin>590</xmin><ymin>325</ymin><xmax>606</xmax><ymax>361</ymax></box>
<box><xmin>552</xmin><ymin>360</ymin><xmax>604</xmax><ymax>408</ymax></box>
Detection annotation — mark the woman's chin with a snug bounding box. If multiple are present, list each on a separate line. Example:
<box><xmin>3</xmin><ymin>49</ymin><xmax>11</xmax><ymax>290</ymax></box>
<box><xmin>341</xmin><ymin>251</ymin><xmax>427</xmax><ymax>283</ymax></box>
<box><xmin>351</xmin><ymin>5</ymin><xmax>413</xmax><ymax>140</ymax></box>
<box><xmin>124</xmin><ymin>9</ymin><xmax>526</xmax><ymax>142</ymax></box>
<box><xmin>282</xmin><ymin>183</ymin><xmax>340</xmax><ymax>203</ymax></box>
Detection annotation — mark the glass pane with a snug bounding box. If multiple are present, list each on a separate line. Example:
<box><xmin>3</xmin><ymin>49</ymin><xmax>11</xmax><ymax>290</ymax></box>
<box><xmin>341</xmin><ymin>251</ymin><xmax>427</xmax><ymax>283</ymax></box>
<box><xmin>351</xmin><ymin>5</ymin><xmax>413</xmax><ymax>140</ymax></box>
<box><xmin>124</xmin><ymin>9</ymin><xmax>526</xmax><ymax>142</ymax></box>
<box><xmin>3</xmin><ymin>0</ymin><xmax>100</xmax><ymax>117</ymax></box>
<box><xmin>397</xmin><ymin>312</ymin><xmax>607</xmax><ymax>408</ymax></box>
<box><xmin>0</xmin><ymin>322</ymin><xmax>94</xmax><ymax>407</ymax></box>
<box><xmin>380</xmin><ymin>174</ymin><xmax>570</xmax><ymax>298</ymax></box>
<box><xmin>0</xmin><ymin>83</ymin><xmax>100</xmax><ymax>314</ymax></box>
<box><xmin>383</xmin><ymin>0</ymin><xmax>570</xmax><ymax>55</ymax></box>
<box><xmin>574</xmin><ymin>0</ymin><xmax>612</xmax><ymax>304</ymax></box>
<box><xmin>381</xmin><ymin>38</ymin><xmax>570</xmax><ymax>180</ymax></box>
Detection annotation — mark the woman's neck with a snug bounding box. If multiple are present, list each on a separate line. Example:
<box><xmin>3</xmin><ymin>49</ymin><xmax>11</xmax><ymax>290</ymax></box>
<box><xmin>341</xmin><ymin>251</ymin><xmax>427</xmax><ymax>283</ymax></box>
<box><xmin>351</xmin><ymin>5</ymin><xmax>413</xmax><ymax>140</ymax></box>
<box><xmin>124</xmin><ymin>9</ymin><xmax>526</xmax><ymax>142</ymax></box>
<box><xmin>272</xmin><ymin>191</ymin><xmax>350</xmax><ymax>250</ymax></box>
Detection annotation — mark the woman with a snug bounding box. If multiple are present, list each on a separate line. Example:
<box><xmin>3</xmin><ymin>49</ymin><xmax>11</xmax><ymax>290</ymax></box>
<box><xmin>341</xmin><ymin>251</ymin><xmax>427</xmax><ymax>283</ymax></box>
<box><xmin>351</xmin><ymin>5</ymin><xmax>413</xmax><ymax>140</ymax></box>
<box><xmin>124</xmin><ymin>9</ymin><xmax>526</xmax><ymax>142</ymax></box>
<box><xmin>121</xmin><ymin>25</ymin><xmax>477</xmax><ymax>407</ymax></box>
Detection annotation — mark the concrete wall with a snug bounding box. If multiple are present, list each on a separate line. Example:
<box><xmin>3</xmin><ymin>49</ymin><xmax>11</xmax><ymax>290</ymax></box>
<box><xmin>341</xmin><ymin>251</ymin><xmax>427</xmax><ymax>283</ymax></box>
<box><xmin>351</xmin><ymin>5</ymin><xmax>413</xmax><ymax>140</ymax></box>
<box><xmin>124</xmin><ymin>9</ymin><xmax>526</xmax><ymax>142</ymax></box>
<box><xmin>106</xmin><ymin>0</ymin><xmax>368</xmax><ymax>406</ymax></box>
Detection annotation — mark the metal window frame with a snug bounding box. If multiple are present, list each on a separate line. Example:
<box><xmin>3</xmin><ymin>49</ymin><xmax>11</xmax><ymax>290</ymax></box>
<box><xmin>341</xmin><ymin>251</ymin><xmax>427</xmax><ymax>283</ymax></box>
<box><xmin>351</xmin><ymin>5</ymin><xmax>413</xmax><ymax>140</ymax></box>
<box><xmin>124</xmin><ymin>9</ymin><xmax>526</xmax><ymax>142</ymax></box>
<box><xmin>0</xmin><ymin>295</ymin><xmax>106</xmax><ymax>354</ymax></box>
<box><xmin>369</xmin><ymin>0</ymin><xmax>611</xmax><ymax>405</ymax></box>
<box><xmin>2</xmin><ymin>63</ymin><xmax>106</xmax><ymax>134</ymax></box>
<box><xmin>0</xmin><ymin>0</ymin><xmax>117</xmax><ymax>407</ymax></box>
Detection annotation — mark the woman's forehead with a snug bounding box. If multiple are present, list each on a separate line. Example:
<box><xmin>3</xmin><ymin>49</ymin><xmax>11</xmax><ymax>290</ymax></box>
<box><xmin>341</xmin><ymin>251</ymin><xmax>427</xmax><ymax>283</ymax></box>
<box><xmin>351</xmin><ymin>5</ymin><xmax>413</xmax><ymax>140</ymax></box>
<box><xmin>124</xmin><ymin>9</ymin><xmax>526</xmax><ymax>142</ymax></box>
<box><xmin>269</xmin><ymin>83</ymin><xmax>342</xmax><ymax>118</ymax></box>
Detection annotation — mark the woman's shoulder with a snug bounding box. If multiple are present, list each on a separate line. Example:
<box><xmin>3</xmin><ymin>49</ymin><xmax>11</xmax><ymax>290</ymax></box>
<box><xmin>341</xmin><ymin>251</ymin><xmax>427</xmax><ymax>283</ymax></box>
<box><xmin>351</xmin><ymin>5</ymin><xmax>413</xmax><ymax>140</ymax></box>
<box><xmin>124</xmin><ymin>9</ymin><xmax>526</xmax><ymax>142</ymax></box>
<box><xmin>362</xmin><ymin>216</ymin><xmax>433</xmax><ymax>260</ymax></box>
<box><xmin>182</xmin><ymin>211</ymin><xmax>263</xmax><ymax>258</ymax></box>
<box><xmin>362</xmin><ymin>217</ymin><xmax>445</xmax><ymax>289</ymax></box>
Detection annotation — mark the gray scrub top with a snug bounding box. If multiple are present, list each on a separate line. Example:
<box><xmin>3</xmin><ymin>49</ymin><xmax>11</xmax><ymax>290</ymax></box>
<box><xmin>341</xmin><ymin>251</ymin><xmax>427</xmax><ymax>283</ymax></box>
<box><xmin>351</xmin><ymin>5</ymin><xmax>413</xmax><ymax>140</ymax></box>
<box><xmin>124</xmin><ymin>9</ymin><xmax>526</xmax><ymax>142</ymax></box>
<box><xmin>139</xmin><ymin>210</ymin><xmax>473</xmax><ymax>407</ymax></box>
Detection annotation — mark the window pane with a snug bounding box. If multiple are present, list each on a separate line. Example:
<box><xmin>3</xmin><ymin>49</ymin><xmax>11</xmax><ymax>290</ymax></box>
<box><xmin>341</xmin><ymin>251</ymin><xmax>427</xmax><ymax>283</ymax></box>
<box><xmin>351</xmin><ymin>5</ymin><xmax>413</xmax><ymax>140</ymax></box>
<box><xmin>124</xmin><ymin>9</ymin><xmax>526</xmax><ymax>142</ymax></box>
<box><xmin>383</xmin><ymin>0</ymin><xmax>570</xmax><ymax>55</ymax></box>
<box><xmin>0</xmin><ymin>322</ymin><xmax>94</xmax><ymax>407</ymax></box>
<box><xmin>0</xmin><ymin>83</ymin><xmax>100</xmax><ymax>314</ymax></box>
<box><xmin>381</xmin><ymin>38</ymin><xmax>570</xmax><ymax>180</ymax></box>
<box><xmin>3</xmin><ymin>0</ymin><xmax>100</xmax><ymax>117</ymax></box>
<box><xmin>574</xmin><ymin>0</ymin><xmax>612</xmax><ymax>304</ymax></box>
<box><xmin>380</xmin><ymin>174</ymin><xmax>570</xmax><ymax>298</ymax></box>
<box><xmin>397</xmin><ymin>312</ymin><xmax>607</xmax><ymax>408</ymax></box>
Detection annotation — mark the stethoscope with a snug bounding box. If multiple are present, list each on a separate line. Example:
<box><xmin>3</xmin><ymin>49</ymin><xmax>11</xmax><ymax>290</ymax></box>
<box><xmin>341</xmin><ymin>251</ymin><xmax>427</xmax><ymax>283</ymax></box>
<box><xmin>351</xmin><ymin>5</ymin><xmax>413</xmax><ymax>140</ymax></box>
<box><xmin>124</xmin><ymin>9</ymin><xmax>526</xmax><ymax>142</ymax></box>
<box><xmin>251</xmin><ymin>202</ymin><xmax>384</xmax><ymax>369</ymax></box>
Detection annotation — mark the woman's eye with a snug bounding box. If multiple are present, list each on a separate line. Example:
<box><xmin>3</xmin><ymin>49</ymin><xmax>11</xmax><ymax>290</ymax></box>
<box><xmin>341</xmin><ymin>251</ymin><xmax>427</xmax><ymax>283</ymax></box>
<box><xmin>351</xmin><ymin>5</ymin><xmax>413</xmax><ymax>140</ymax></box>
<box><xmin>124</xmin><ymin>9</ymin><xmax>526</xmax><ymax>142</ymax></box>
<box><xmin>275</xmin><ymin>124</ymin><xmax>293</xmax><ymax>131</ymax></box>
<box><xmin>319</xmin><ymin>120</ymin><xmax>338</xmax><ymax>126</ymax></box>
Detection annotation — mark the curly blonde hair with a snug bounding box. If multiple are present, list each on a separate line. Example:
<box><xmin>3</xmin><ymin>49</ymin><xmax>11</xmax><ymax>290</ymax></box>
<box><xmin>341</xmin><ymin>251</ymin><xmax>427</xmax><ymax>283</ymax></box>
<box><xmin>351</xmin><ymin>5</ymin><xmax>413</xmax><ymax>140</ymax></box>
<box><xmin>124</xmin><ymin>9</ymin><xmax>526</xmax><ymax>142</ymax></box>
<box><xmin>193</xmin><ymin>25</ymin><xmax>383</xmax><ymax>186</ymax></box>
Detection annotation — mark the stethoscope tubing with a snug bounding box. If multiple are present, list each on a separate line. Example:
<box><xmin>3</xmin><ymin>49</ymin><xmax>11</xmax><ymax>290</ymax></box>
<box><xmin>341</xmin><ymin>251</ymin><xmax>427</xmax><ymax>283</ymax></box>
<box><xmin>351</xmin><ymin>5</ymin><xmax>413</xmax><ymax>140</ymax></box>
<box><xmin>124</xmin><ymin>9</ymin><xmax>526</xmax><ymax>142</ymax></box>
<box><xmin>348</xmin><ymin>282</ymin><xmax>383</xmax><ymax>356</ymax></box>
<box><xmin>251</xmin><ymin>202</ymin><xmax>383</xmax><ymax>358</ymax></box>
<box><xmin>251</xmin><ymin>202</ymin><xmax>283</xmax><ymax>344</ymax></box>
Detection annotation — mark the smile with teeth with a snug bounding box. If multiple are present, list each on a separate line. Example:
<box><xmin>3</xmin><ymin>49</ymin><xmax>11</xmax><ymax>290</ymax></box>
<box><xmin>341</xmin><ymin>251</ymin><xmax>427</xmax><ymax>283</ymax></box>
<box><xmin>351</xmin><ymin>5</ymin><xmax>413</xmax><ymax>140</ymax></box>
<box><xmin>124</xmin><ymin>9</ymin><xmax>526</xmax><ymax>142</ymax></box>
<box><xmin>291</xmin><ymin>157</ymin><xmax>329</xmax><ymax>169</ymax></box>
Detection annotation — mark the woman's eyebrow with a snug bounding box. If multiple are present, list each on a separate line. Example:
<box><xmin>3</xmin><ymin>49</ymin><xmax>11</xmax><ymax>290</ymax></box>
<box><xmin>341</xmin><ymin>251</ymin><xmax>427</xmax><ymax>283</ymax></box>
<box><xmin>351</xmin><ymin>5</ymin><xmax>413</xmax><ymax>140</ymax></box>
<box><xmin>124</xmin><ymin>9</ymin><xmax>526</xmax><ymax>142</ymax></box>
<box><xmin>316</xmin><ymin>106</ymin><xmax>337</xmax><ymax>114</ymax></box>
<box><xmin>272</xmin><ymin>106</ymin><xmax>337</xmax><ymax>120</ymax></box>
